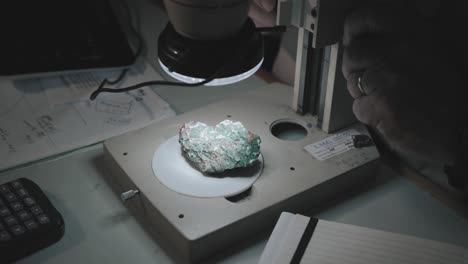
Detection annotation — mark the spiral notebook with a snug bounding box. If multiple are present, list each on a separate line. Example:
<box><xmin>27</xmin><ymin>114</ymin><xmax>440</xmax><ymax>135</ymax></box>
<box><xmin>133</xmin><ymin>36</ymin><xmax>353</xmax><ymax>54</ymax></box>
<box><xmin>258</xmin><ymin>212</ymin><xmax>468</xmax><ymax>264</ymax></box>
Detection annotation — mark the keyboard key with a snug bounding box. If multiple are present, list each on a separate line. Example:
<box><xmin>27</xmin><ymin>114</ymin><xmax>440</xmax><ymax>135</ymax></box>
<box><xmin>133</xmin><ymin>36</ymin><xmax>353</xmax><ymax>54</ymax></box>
<box><xmin>0</xmin><ymin>230</ymin><xmax>11</xmax><ymax>241</ymax></box>
<box><xmin>37</xmin><ymin>214</ymin><xmax>50</xmax><ymax>224</ymax></box>
<box><xmin>4</xmin><ymin>216</ymin><xmax>18</xmax><ymax>226</ymax></box>
<box><xmin>10</xmin><ymin>201</ymin><xmax>23</xmax><ymax>211</ymax></box>
<box><xmin>17</xmin><ymin>211</ymin><xmax>31</xmax><ymax>221</ymax></box>
<box><xmin>10</xmin><ymin>180</ymin><xmax>23</xmax><ymax>189</ymax></box>
<box><xmin>24</xmin><ymin>197</ymin><xmax>36</xmax><ymax>206</ymax></box>
<box><xmin>0</xmin><ymin>185</ymin><xmax>10</xmax><ymax>194</ymax></box>
<box><xmin>24</xmin><ymin>219</ymin><xmax>38</xmax><ymax>230</ymax></box>
<box><xmin>16</xmin><ymin>188</ymin><xmax>28</xmax><ymax>198</ymax></box>
<box><xmin>30</xmin><ymin>205</ymin><xmax>43</xmax><ymax>215</ymax></box>
<box><xmin>4</xmin><ymin>193</ymin><xmax>17</xmax><ymax>202</ymax></box>
<box><xmin>0</xmin><ymin>207</ymin><xmax>11</xmax><ymax>217</ymax></box>
<box><xmin>10</xmin><ymin>225</ymin><xmax>25</xmax><ymax>236</ymax></box>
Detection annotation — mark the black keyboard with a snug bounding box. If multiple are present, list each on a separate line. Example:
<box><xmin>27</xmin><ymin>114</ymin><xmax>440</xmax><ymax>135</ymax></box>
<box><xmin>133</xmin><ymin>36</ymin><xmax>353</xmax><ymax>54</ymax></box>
<box><xmin>0</xmin><ymin>178</ymin><xmax>64</xmax><ymax>263</ymax></box>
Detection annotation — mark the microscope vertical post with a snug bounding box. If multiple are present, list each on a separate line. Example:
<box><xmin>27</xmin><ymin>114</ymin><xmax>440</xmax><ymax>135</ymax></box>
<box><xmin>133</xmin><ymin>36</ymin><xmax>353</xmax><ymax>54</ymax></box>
<box><xmin>277</xmin><ymin>0</ymin><xmax>360</xmax><ymax>132</ymax></box>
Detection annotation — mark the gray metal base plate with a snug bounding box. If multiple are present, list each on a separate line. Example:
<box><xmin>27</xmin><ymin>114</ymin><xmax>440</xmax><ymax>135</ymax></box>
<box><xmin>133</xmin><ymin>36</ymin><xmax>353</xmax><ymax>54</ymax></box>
<box><xmin>103</xmin><ymin>83</ymin><xmax>379</xmax><ymax>262</ymax></box>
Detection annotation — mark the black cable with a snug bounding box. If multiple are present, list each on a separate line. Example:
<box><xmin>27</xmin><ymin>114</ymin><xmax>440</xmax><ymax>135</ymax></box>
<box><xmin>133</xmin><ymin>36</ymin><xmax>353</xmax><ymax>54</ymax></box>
<box><xmin>106</xmin><ymin>68</ymin><xmax>129</xmax><ymax>85</ymax></box>
<box><xmin>91</xmin><ymin>78</ymin><xmax>212</xmax><ymax>97</ymax></box>
<box><xmin>90</xmin><ymin>50</ymin><xmax>230</xmax><ymax>100</ymax></box>
<box><xmin>90</xmin><ymin>0</ymin><xmax>144</xmax><ymax>100</ymax></box>
<box><xmin>89</xmin><ymin>25</ymin><xmax>287</xmax><ymax>100</ymax></box>
<box><xmin>256</xmin><ymin>25</ymin><xmax>287</xmax><ymax>33</ymax></box>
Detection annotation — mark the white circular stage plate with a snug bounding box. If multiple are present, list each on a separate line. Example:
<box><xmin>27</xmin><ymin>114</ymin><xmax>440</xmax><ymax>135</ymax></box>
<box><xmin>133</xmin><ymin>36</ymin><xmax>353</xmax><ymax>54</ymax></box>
<box><xmin>152</xmin><ymin>136</ymin><xmax>263</xmax><ymax>198</ymax></box>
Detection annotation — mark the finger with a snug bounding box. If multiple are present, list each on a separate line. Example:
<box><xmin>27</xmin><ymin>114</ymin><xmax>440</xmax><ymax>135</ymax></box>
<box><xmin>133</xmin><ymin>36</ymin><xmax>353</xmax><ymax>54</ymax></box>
<box><xmin>361</xmin><ymin>62</ymin><xmax>400</xmax><ymax>97</ymax></box>
<box><xmin>254</xmin><ymin>0</ymin><xmax>276</xmax><ymax>12</ymax></box>
<box><xmin>345</xmin><ymin>63</ymin><xmax>388</xmax><ymax>99</ymax></box>
<box><xmin>343</xmin><ymin>3</ymin><xmax>403</xmax><ymax>46</ymax></box>
<box><xmin>346</xmin><ymin>71</ymin><xmax>365</xmax><ymax>99</ymax></box>
<box><xmin>352</xmin><ymin>95</ymin><xmax>380</xmax><ymax>127</ymax></box>
<box><xmin>249</xmin><ymin>1</ymin><xmax>276</xmax><ymax>27</ymax></box>
<box><xmin>348</xmin><ymin>53</ymin><xmax>402</xmax><ymax>99</ymax></box>
<box><xmin>342</xmin><ymin>37</ymin><xmax>390</xmax><ymax>80</ymax></box>
<box><xmin>353</xmin><ymin>88</ymin><xmax>404</xmax><ymax>142</ymax></box>
<box><xmin>359</xmin><ymin>70</ymin><xmax>379</xmax><ymax>95</ymax></box>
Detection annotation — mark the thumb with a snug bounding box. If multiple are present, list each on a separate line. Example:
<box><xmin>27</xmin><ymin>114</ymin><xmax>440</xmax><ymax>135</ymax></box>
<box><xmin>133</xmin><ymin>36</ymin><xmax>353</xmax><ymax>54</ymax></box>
<box><xmin>254</xmin><ymin>0</ymin><xmax>276</xmax><ymax>12</ymax></box>
<box><xmin>249</xmin><ymin>1</ymin><xmax>276</xmax><ymax>27</ymax></box>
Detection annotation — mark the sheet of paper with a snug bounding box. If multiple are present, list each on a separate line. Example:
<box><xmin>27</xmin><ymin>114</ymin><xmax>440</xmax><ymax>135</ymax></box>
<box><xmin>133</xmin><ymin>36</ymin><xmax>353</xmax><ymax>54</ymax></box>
<box><xmin>0</xmin><ymin>60</ymin><xmax>175</xmax><ymax>171</ymax></box>
<box><xmin>258</xmin><ymin>213</ymin><xmax>315</xmax><ymax>264</ymax></box>
<box><xmin>260</xmin><ymin>212</ymin><xmax>468</xmax><ymax>264</ymax></box>
<box><xmin>258</xmin><ymin>212</ymin><xmax>295</xmax><ymax>264</ymax></box>
<box><xmin>303</xmin><ymin>220</ymin><xmax>468</xmax><ymax>264</ymax></box>
<box><xmin>43</xmin><ymin>58</ymin><xmax>158</xmax><ymax>106</ymax></box>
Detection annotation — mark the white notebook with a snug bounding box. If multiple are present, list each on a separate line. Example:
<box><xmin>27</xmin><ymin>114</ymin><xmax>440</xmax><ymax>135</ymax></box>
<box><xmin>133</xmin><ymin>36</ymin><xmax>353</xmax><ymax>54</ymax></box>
<box><xmin>258</xmin><ymin>212</ymin><xmax>468</xmax><ymax>264</ymax></box>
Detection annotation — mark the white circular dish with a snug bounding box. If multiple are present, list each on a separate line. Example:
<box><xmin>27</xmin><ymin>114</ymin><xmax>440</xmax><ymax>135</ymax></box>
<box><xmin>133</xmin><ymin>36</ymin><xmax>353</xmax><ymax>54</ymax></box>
<box><xmin>152</xmin><ymin>135</ymin><xmax>263</xmax><ymax>198</ymax></box>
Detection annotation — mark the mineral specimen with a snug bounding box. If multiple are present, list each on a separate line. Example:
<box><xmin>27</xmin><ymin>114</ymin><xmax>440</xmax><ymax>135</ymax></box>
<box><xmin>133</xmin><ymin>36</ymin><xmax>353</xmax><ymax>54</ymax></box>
<box><xmin>179</xmin><ymin>120</ymin><xmax>261</xmax><ymax>173</ymax></box>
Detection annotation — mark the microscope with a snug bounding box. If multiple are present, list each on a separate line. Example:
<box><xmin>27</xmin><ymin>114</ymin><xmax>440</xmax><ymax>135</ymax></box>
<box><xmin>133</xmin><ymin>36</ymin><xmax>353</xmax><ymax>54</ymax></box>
<box><xmin>103</xmin><ymin>0</ymin><xmax>379</xmax><ymax>261</ymax></box>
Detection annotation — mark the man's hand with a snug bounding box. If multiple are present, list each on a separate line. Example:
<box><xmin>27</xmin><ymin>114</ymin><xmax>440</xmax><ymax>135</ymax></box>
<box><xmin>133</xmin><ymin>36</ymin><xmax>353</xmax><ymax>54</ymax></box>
<box><xmin>249</xmin><ymin>0</ymin><xmax>277</xmax><ymax>27</ymax></box>
<box><xmin>248</xmin><ymin>0</ymin><xmax>296</xmax><ymax>84</ymax></box>
<box><xmin>342</xmin><ymin>2</ymin><xmax>466</xmax><ymax>164</ymax></box>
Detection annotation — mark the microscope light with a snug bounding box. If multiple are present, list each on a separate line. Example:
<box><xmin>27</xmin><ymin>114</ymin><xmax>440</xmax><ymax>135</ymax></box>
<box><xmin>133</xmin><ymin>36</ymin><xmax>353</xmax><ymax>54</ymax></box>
<box><xmin>157</xmin><ymin>18</ymin><xmax>264</xmax><ymax>86</ymax></box>
<box><xmin>159</xmin><ymin>58</ymin><xmax>263</xmax><ymax>86</ymax></box>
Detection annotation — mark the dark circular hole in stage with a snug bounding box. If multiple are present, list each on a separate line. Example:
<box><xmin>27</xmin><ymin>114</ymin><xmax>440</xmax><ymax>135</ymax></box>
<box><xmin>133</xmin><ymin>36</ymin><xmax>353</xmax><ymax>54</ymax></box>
<box><xmin>270</xmin><ymin>120</ymin><xmax>307</xmax><ymax>141</ymax></box>
<box><xmin>123</xmin><ymin>152</ymin><xmax>128</xmax><ymax>156</ymax></box>
<box><xmin>290</xmin><ymin>167</ymin><xmax>295</xmax><ymax>171</ymax></box>
<box><xmin>178</xmin><ymin>214</ymin><xmax>184</xmax><ymax>219</ymax></box>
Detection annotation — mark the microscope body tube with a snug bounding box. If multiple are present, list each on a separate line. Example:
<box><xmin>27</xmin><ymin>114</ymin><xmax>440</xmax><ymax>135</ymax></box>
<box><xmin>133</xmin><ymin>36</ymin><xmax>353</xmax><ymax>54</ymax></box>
<box><xmin>163</xmin><ymin>0</ymin><xmax>252</xmax><ymax>40</ymax></box>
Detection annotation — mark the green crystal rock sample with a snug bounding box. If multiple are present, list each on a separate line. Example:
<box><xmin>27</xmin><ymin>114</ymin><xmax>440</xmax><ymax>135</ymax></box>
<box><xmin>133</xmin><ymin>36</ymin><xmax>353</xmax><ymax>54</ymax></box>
<box><xmin>179</xmin><ymin>120</ymin><xmax>261</xmax><ymax>173</ymax></box>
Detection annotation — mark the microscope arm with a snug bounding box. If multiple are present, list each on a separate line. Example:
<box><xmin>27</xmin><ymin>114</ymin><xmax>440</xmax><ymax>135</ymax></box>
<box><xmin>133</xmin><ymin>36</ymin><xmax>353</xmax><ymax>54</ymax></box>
<box><xmin>277</xmin><ymin>0</ymin><xmax>362</xmax><ymax>132</ymax></box>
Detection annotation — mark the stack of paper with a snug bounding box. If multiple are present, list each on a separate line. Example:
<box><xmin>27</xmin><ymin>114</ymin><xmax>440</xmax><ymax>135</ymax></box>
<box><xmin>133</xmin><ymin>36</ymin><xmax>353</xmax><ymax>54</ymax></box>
<box><xmin>259</xmin><ymin>212</ymin><xmax>468</xmax><ymax>264</ymax></box>
<box><xmin>0</xmin><ymin>59</ymin><xmax>175</xmax><ymax>171</ymax></box>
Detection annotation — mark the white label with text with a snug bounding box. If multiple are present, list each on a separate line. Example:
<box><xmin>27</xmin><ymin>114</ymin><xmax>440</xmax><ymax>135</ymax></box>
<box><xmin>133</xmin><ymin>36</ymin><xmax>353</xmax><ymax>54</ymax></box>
<box><xmin>304</xmin><ymin>129</ymin><xmax>360</xmax><ymax>161</ymax></box>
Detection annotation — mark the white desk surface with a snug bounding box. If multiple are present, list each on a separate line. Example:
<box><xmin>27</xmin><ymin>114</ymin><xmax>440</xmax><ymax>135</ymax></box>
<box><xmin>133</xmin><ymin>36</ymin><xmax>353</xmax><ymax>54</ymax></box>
<box><xmin>2</xmin><ymin>0</ymin><xmax>468</xmax><ymax>262</ymax></box>
<box><xmin>1</xmin><ymin>75</ymin><xmax>468</xmax><ymax>264</ymax></box>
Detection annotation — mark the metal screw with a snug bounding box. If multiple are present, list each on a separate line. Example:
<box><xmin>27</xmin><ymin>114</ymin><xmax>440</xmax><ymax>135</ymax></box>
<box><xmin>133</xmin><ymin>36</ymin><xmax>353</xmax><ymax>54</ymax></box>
<box><xmin>121</xmin><ymin>189</ymin><xmax>140</xmax><ymax>202</ymax></box>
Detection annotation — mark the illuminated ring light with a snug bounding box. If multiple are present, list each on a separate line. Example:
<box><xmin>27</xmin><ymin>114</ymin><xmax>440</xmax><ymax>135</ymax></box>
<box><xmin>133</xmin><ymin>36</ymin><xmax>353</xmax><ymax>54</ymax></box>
<box><xmin>158</xmin><ymin>18</ymin><xmax>264</xmax><ymax>86</ymax></box>
<box><xmin>159</xmin><ymin>58</ymin><xmax>263</xmax><ymax>86</ymax></box>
